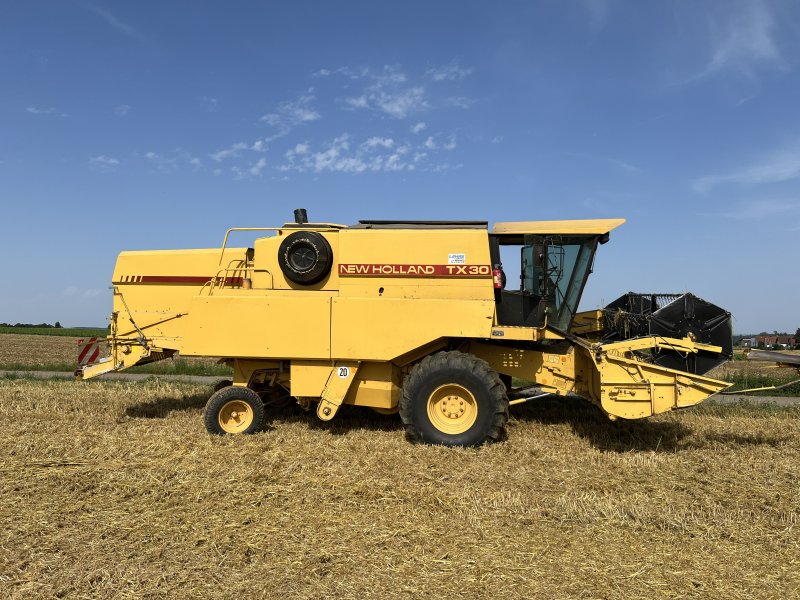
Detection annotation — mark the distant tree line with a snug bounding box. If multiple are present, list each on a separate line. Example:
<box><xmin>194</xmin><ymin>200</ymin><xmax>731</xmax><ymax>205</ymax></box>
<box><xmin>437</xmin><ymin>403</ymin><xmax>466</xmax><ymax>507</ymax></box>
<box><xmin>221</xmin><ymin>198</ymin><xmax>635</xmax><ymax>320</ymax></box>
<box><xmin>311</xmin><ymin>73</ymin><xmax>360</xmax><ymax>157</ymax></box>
<box><xmin>0</xmin><ymin>322</ymin><xmax>63</xmax><ymax>328</ymax></box>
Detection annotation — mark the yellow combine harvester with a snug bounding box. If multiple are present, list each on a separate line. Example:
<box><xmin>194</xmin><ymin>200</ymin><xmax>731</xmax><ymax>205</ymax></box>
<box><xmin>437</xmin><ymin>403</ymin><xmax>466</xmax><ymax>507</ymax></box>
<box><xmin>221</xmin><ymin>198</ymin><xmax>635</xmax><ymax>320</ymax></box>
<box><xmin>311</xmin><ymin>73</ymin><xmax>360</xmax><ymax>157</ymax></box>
<box><xmin>79</xmin><ymin>209</ymin><xmax>732</xmax><ymax>446</ymax></box>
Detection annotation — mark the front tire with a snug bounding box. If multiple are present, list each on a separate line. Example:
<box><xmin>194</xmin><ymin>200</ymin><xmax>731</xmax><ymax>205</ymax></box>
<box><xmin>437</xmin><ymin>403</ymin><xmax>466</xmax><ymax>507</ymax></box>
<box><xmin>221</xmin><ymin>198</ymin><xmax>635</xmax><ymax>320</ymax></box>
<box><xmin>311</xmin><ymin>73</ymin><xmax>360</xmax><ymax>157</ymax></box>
<box><xmin>399</xmin><ymin>351</ymin><xmax>509</xmax><ymax>447</ymax></box>
<box><xmin>204</xmin><ymin>386</ymin><xmax>265</xmax><ymax>435</ymax></box>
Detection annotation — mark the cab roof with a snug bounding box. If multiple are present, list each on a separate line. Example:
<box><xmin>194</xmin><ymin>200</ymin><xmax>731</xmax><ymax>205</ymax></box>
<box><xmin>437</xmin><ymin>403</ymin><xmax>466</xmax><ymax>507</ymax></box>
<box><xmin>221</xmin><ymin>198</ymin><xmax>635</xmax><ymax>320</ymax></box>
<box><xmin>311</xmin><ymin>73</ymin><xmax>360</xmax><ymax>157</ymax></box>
<box><xmin>491</xmin><ymin>218</ymin><xmax>626</xmax><ymax>235</ymax></box>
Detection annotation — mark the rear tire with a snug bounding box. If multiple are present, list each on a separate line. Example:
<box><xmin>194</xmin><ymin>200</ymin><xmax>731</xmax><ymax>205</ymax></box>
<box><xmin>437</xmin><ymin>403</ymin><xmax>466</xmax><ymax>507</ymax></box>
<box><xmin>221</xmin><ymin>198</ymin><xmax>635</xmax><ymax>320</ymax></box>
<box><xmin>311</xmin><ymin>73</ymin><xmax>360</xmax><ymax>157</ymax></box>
<box><xmin>400</xmin><ymin>351</ymin><xmax>509</xmax><ymax>447</ymax></box>
<box><xmin>204</xmin><ymin>386</ymin><xmax>265</xmax><ymax>436</ymax></box>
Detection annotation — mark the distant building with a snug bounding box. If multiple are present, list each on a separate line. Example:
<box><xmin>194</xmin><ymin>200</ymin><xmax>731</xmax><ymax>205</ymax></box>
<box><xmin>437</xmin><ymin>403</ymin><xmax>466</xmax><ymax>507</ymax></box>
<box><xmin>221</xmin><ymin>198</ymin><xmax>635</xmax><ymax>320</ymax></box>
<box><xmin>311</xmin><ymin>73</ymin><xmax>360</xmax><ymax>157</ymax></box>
<box><xmin>740</xmin><ymin>337</ymin><xmax>757</xmax><ymax>348</ymax></box>
<box><xmin>754</xmin><ymin>335</ymin><xmax>797</xmax><ymax>348</ymax></box>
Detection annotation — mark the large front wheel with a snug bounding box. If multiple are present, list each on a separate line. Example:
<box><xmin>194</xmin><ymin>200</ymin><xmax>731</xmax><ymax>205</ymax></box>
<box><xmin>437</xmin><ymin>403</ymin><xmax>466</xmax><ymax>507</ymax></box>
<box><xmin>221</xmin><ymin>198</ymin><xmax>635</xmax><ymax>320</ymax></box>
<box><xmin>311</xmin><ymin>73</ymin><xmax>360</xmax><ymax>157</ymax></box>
<box><xmin>400</xmin><ymin>351</ymin><xmax>509</xmax><ymax>447</ymax></box>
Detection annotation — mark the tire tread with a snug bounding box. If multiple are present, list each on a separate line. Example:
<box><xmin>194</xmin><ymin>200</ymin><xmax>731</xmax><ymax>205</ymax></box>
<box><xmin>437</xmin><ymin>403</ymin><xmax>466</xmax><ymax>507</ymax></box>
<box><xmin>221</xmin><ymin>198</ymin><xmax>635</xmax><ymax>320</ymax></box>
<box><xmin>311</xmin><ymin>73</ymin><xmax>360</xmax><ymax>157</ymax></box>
<box><xmin>399</xmin><ymin>350</ymin><xmax>509</xmax><ymax>446</ymax></box>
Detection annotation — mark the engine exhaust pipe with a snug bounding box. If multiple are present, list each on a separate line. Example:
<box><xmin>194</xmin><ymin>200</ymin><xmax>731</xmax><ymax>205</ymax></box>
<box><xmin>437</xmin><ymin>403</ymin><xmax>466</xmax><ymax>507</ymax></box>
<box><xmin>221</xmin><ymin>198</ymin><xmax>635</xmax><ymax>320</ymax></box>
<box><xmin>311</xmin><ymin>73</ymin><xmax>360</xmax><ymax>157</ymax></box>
<box><xmin>294</xmin><ymin>208</ymin><xmax>308</xmax><ymax>224</ymax></box>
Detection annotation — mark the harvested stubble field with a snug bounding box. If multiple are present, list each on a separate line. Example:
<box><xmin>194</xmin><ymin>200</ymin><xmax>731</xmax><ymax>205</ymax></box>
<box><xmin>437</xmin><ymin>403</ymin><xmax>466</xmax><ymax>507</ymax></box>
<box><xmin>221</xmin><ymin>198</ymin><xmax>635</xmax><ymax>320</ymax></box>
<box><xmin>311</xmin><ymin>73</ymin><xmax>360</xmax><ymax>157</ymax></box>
<box><xmin>0</xmin><ymin>334</ymin><xmax>229</xmax><ymax>376</ymax></box>
<box><xmin>0</xmin><ymin>334</ymin><xmax>81</xmax><ymax>368</ymax></box>
<box><xmin>1</xmin><ymin>379</ymin><xmax>798</xmax><ymax>598</ymax></box>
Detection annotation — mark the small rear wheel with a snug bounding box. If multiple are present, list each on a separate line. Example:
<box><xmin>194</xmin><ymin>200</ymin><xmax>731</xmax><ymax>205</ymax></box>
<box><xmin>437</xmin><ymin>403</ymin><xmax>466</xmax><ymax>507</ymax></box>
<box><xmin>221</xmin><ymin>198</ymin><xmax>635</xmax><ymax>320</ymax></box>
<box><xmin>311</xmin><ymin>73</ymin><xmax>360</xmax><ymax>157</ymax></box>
<box><xmin>204</xmin><ymin>386</ymin><xmax>265</xmax><ymax>435</ymax></box>
<box><xmin>400</xmin><ymin>351</ymin><xmax>509</xmax><ymax>447</ymax></box>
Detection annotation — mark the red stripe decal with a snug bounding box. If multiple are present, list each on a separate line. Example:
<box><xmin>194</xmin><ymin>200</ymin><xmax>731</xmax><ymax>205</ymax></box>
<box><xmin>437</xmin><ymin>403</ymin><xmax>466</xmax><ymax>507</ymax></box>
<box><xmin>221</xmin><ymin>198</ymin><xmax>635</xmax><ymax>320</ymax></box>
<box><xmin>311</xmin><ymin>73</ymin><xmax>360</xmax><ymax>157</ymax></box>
<box><xmin>339</xmin><ymin>264</ymin><xmax>492</xmax><ymax>277</ymax></box>
<box><xmin>115</xmin><ymin>275</ymin><xmax>245</xmax><ymax>286</ymax></box>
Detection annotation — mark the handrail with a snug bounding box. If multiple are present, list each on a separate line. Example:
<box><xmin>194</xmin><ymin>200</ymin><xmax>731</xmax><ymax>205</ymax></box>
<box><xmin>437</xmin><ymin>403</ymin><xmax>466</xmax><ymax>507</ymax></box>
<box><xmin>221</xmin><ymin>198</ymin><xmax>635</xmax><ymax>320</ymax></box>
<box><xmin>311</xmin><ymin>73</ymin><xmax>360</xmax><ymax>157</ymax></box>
<box><xmin>218</xmin><ymin>227</ymin><xmax>282</xmax><ymax>265</ymax></box>
<box><xmin>207</xmin><ymin>266</ymin><xmax>275</xmax><ymax>294</ymax></box>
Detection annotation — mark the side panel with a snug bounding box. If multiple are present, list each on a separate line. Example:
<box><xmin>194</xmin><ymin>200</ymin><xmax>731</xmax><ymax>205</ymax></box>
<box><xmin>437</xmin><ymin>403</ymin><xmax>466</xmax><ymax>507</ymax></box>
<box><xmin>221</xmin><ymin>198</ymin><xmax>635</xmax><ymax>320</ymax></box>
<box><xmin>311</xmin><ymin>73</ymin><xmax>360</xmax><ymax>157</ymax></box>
<box><xmin>331</xmin><ymin>298</ymin><xmax>495</xmax><ymax>361</ymax></box>
<box><xmin>180</xmin><ymin>295</ymin><xmax>332</xmax><ymax>358</ymax></box>
<box><xmin>111</xmin><ymin>247</ymin><xmax>250</xmax><ymax>347</ymax></box>
<box><xmin>468</xmin><ymin>341</ymin><xmax>582</xmax><ymax>397</ymax></box>
<box><xmin>337</xmin><ymin>229</ymin><xmax>494</xmax><ymax>300</ymax></box>
<box><xmin>290</xmin><ymin>360</ymin><xmax>400</xmax><ymax>408</ymax></box>
<box><xmin>291</xmin><ymin>361</ymin><xmax>335</xmax><ymax>397</ymax></box>
<box><xmin>344</xmin><ymin>362</ymin><xmax>400</xmax><ymax>408</ymax></box>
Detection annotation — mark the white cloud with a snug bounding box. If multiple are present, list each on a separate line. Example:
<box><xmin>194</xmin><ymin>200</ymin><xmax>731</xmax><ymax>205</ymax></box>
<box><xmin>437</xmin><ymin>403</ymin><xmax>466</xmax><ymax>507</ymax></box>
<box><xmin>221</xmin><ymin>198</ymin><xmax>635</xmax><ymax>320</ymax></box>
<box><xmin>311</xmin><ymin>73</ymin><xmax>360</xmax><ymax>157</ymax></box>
<box><xmin>340</xmin><ymin>66</ymin><xmax>428</xmax><ymax>119</ymax></box>
<box><xmin>114</xmin><ymin>104</ymin><xmax>131</xmax><ymax>117</ymax></box>
<box><xmin>142</xmin><ymin>150</ymin><xmax>203</xmax><ymax>172</ymax></box>
<box><xmin>280</xmin><ymin>134</ymin><xmax>417</xmax><ymax>174</ymax></box>
<box><xmin>582</xmin><ymin>0</ymin><xmax>610</xmax><ymax>32</ymax></box>
<box><xmin>259</xmin><ymin>93</ymin><xmax>320</xmax><ymax>138</ymax></box>
<box><xmin>285</xmin><ymin>143</ymin><xmax>310</xmax><ymax>163</ymax></box>
<box><xmin>210</xmin><ymin>143</ymin><xmax>247</xmax><ymax>162</ymax></box>
<box><xmin>426</xmin><ymin>62</ymin><xmax>473</xmax><ymax>81</ymax></box>
<box><xmin>491</xmin><ymin>135</ymin><xmax>503</xmax><ymax>144</ymax></box>
<box><xmin>144</xmin><ymin>151</ymin><xmax>180</xmax><ymax>173</ymax></box>
<box><xmin>230</xmin><ymin>157</ymin><xmax>268</xmax><ymax>180</ymax></box>
<box><xmin>561</xmin><ymin>151</ymin><xmax>640</xmax><ymax>174</ymax></box>
<box><xmin>431</xmin><ymin>163</ymin><xmax>464</xmax><ymax>173</ymax></box>
<box><xmin>711</xmin><ymin>198</ymin><xmax>800</xmax><ymax>220</ymax></box>
<box><xmin>308</xmin><ymin>135</ymin><xmax>365</xmax><ymax>173</ymax></box>
<box><xmin>444</xmin><ymin>96</ymin><xmax>473</xmax><ymax>109</ymax></box>
<box><xmin>248</xmin><ymin>157</ymin><xmax>268</xmax><ymax>177</ymax></box>
<box><xmin>311</xmin><ymin>66</ymin><xmax>368</xmax><ymax>79</ymax></box>
<box><xmin>411</xmin><ymin>122</ymin><xmax>426</xmax><ymax>134</ymax></box>
<box><xmin>694</xmin><ymin>0</ymin><xmax>784</xmax><ymax>80</ymax></box>
<box><xmin>693</xmin><ymin>145</ymin><xmax>800</xmax><ymax>192</ymax></box>
<box><xmin>325</xmin><ymin>63</ymin><xmax>475</xmax><ymax>118</ymax></box>
<box><xmin>62</xmin><ymin>287</ymin><xmax>104</xmax><ymax>299</ymax></box>
<box><xmin>363</xmin><ymin>87</ymin><xmax>427</xmax><ymax>119</ymax></box>
<box><xmin>201</xmin><ymin>96</ymin><xmax>218</xmax><ymax>112</ymax></box>
<box><xmin>209</xmin><ymin>140</ymin><xmax>266</xmax><ymax>162</ymax></box>
<box><xmin>279</xmin><ymin>132</ymin><xmax>458</xmax><ymax>175</ymax></box>
<box><xmin>85</xmin><ymin>5</ymin><xmax>154</xmax><ymax>47</ymax></box>
<box><xmin>89</xmin><ymin>155</ymin><xmax>120</xmax><ymax>168</ymax></box>
<box><xmin>344</xmin><ymin>96</ymin><xmax>369</xmax><ymax>109</ymax></box>
<box><xmin>26</xmin><ymin>106</ymin><xmax>64</xmax><ymax>116</ymax></box>
<box><xmin>422</xmin><ymin>136</ymin><xmax>456</xmax><ymax>151</ymax></box>
<box><xmin>362</xmin><ymin>137</ymin><xmax>394</xmax><ymax>150</ymax></box>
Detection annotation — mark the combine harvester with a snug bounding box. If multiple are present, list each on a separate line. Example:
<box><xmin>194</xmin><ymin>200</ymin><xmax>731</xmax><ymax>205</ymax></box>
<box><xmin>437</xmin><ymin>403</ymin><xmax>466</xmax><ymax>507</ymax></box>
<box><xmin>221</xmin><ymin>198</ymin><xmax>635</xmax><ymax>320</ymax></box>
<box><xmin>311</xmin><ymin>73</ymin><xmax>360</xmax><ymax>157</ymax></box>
<box><xmin>78</xmin><ymin>209</ymin><xmax>734</xmax><ymax>446</ymax></box>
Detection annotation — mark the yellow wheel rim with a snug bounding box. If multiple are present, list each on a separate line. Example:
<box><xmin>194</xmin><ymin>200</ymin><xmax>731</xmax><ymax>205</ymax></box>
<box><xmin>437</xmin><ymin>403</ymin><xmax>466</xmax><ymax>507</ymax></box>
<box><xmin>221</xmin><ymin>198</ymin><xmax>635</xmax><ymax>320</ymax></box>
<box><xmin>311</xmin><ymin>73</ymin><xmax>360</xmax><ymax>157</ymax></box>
<box><xmin>218</xmin><ymin>400</ymin><xmax>254</xmax><ymax>434</ymax></box>
<box><xmin>426</xmin><ymin>383</ymin><xmax>478</xmax><ymax>435</ymax></box>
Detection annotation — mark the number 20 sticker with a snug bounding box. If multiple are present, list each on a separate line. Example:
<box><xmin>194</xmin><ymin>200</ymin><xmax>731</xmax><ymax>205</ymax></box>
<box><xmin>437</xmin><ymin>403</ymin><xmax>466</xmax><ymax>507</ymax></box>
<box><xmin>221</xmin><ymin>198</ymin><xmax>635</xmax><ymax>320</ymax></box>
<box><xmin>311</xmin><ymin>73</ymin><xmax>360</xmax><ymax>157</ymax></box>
<box><xmin>338</xmin><ymin>366</ymin><xmax>350</xmax><ymax>378</ymax></box>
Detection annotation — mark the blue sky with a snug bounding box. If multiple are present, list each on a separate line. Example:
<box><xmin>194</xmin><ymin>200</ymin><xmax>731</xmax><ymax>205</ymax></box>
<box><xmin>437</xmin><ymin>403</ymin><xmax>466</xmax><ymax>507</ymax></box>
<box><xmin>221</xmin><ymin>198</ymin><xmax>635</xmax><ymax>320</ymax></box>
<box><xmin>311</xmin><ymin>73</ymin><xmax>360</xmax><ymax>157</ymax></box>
<box><xmin>1</xmin><ymin>0</ymin><xmax>798</xmax><ymax>333</ymax></box>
